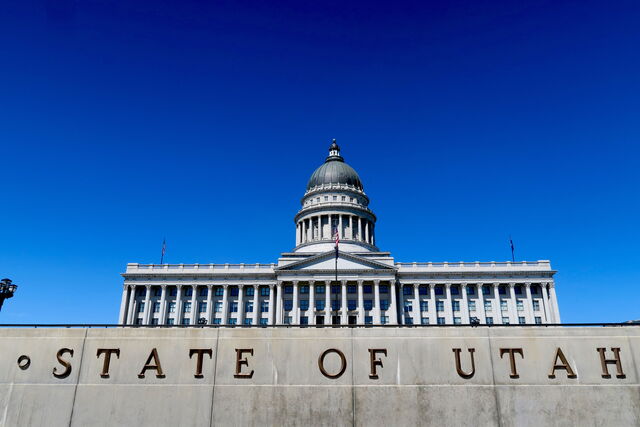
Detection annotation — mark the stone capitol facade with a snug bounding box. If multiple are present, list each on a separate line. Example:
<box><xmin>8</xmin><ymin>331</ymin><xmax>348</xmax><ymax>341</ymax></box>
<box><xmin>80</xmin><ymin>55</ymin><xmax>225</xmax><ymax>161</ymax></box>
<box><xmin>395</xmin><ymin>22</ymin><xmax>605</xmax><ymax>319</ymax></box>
<box><xmin>119</xmin><ymin>141</ymin><xmax>560</xmax><ymax>326</ymax></box>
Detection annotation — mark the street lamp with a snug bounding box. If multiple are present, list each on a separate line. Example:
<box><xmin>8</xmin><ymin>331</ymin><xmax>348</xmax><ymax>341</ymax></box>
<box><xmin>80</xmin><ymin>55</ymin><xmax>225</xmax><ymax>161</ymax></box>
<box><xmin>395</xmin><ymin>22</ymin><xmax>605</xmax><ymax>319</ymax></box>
<box><xmin>0</xmin><ymin>278</ymin><xmax>18</xmax><ymax>312</ymax></box>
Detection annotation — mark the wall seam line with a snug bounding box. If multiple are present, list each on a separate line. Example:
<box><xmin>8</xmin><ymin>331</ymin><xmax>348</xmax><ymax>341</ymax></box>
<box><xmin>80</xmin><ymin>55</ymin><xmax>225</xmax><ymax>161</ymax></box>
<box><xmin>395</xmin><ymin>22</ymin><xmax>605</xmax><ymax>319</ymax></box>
<box><xmin>67</xmin><ymin>328</ymin><xmax>88</xmax><ymax>427</ymax></box>
<box><xmin>209</xmin><ymin>328</ymin><xmax>220</xmax><ymax>427</ymax></box>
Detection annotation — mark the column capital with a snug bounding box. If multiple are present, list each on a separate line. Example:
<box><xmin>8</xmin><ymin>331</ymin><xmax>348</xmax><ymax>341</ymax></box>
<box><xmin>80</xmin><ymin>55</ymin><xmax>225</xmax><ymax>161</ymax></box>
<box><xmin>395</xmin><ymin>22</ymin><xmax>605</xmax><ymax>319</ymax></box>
<box><xmin>508</xmin><ymin>282</ymin><xmax>516</xmax><ymax>288</ymax></box>
<box><xmin>145</xmin><ymin>284</ymin><xmax>151</xmax><ymax>289</ymax></box>
<box><xmin>357</xmin><ymin>280</ymin><xmax>363</xmax><ymax>286</ymax></box>
<box><xmin>373</xmin><ymin>279</ymin><xmax>380</xmax><ymax>285</ymax></box>
<box><xmin>341</xmin><ymin>280</ymin><xmax>348</xmax><ymax>286</ymax></box>
<box><xmin>238</xmin><ymin>284</ymin><xmax>245</xmax><ymax>289</ymax></box>
<box><xmin>445</xmin><ymin>283</ymin><xmax>452</xmax><ymax>289</ymax></box>
<box><xmin>324</xmin><ymin>280</ymin><xmax>332</xmax><ymax>286</ymax></box>
<box><xmin>269</xmin><ymin>283</ymin><xmax>275</xmax><ymax>289</ymax></box>
<box><xmin>524</xmin><ymin>282</ymin><xmax>532</xmax><ymax>287</ymax></box>
<box><xmin>276</xmin><ymin>281</ymin><xmax>283</xmax><ymax>287</ymax></box>
<box><xmin>292</xmin><ymin>280</ymin><xmax>299</xmax><ymax>286</ymax></box>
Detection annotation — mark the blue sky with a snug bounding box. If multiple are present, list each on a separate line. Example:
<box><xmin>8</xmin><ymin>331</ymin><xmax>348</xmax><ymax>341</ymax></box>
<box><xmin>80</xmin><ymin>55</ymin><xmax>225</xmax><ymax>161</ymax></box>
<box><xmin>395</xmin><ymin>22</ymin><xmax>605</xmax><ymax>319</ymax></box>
<box><xmin>1</xmin><ymin>0</ymin><xmax>638</xmax><ymax>323</ymax></box>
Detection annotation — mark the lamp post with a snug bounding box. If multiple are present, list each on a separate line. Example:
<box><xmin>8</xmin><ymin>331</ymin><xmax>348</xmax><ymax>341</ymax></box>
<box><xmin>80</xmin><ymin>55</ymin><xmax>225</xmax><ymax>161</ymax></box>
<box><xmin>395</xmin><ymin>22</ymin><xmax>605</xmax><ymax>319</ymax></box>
<box><xmin>0</xmin><ymin>278</ymin><xmax>18</xmax><ymax>312</ymax></box>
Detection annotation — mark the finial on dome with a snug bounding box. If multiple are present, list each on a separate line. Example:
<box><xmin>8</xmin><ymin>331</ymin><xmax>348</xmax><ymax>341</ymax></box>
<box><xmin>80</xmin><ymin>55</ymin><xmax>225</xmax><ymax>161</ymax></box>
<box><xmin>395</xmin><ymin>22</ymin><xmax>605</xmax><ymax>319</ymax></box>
<box><xmin>328</xmin><ymin>139</ymin><xmax>341</xmax><ymax>157</ymax></box>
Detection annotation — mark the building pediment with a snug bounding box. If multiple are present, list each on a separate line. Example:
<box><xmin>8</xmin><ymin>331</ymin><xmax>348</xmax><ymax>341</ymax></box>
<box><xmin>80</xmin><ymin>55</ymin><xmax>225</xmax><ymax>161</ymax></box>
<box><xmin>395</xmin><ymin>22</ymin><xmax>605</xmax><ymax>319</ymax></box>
<box><xmin>276</xmin><ymin>251</ymin><xmax>396</xmax><ymax>272</ymax></box>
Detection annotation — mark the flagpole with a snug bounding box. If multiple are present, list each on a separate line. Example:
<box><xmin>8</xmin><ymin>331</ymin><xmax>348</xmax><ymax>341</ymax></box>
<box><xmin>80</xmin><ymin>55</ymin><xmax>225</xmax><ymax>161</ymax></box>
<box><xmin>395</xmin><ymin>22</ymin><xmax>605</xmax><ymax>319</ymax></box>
<box><xmin>509</xmin><ymin>236</ymin><xmax>515</xmax><ymax>262</ymax></box>
<box><xmin>160</xmin><ymin>239</ymin><xmax>166</xmax><ymax>265</ymax></box>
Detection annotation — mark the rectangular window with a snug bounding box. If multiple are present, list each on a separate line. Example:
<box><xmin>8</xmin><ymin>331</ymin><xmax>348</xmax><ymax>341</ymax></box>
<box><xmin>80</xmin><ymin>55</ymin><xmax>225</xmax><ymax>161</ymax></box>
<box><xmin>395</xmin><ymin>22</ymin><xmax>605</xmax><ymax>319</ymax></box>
<box><xmin>450</xmin><ymin>286</ymin><xmax>459</xmax><ymax>295</ymax></box>
<box><xmin>533</xmin><ymin>300</ymin><xmax>540</xmax><ymax>311</ymax></box>
<box><xmin>419</xmin><ymin>286</ymin><xmax>428</xmax><ymax>295</ymax></box>
<box><xmin>245</xmin><ymin>301</ymin><xmax>253</xmax><ymax>313</ymax></box>
<box><xmin>261</xmin><ymin>301</ymin><xmax>269</xmax><ymax>312</ymax></box>
<box><xmin>228</xmin><ymin>318</ymin><xmax>237</xmax><ymax>325</ymax></box>
<box><xmin>284</xmin><ymin>316</ymin><xmax>292</xmax><ymax>325</ymax></box>
<box><xmin>482</xmin><ymin>285</ymin><xmax>490</xmax><ymax>296</ymax></box>
<box><xmin>316</xmin><ymin>300</ymin><xmax>325</xmax><ymax>310</ymax></box>
<box><xmin>364</xmin><ymin>300</ymin><xmax>373</xmax><ymax>310</ymax></box>
<box><xmin>380</xmin><ymin>299</ymin><xmax>389</xmax><ymax>310</ymax></box>
<box><xmin>405</xmin><ymin>317</ymin><xmax>413</xmax><ymax>325</ymax></box>
<box><xmin>437</xmin><ymin>317</ymin><xmax>445</xmax><ymax>325</ymax></box>
<box><xmin>170</xmin><ymin>287</ymin><xmax>177</xmax><ymax>297</ymax></box>
<box><xmin>151</xmin><ymin>318</ymin><xmax>159</xmax><ymax>325</ymax></box>
<box><xmin>467</xmin><ymin>286</ymin><xmax>475</xmax><ymax>295</ymax></box>
<box><xmin>184</xmin><ymin>287</ymin><xmax>193</xmax><ymax>297</ymax></box>
<box><xmin>137</xmin><ymin>288</ymin><xmax>146</xmax><ymax>297</ymax></box>
<box><xmin>518</xmin><ymin>316</ymin><xmax>526</xmax><ymax>324</ymax></box>
<box><xmin>154</xmin><ymin>288</ymin><xmax>162</xmax><ymax>297</ymax></box>
<box><xmin>404</xmin><ymin>301</ymin><xmax>412</xmax><ymax>312</ymax></box>
<box><xmin>153</xmin><ymin>302</ymin><xmax>161</xmax><ymax>313</ymax></box>
<box><xmin>436</xmin><ymin>301</ymin><xmax>444</xmax><ymax>312</ymax></box>
<box><xmin>484</xmin><ymin>300</ymin><xmax>492</xmax><ymax>311</ymax></box>
<box><xmin>381</xmin><ymin>316</ymin><xmax>389</xmax><ymax>325</ymax></box>
<box><xmin>331</xmin><ymin>285</ymin><xmax>340</xmax><ymax>294</ymax></box>
<box><xmin>468</xmin><ymin>301</ymin><xmax>476</xmax><ymax>311</ymax></box>
<box><xmin>285</xmin><ymin>285</ymin><xmax>293</xmax><ymax>294</ymax></box>
<box><xmin>365</xmin><ymin>316</ymin><xmax>373</xmax><ymax>325</ymax></box>
<box><xmin>199</xmin><ymin>302</ymin><xmax>207</xmax><ymax>313</ymax></box>
<box><xmin>535</xmin><ymin>316</ymin><xmax>542</xmax><ymax>324</ymax></box>
<box><xmin>213</xmin><ymin>318</ymin><xmax>221</xmax><ymax>325</ymax></box>
<box><xmin>137</xmin><ymin>302</ymin><xmax>145</xmax><ymax>313</ymax></box>
<box><xmin>502</xmin><ymin>317</ymin><xmax>510</xmax><ymax>324</ymax></box>
<box><xmin>230</xmin><ymin>302</ymin><xmax>238</xmax><ymax>313</ymax></box>
<box><xmin>499</xmin><ymin>285</ymin><xmax>507</xmax><ymax>295</ymax></box>
<box><xmin>135</xmin><ymin>318</ymin><xmax>143</xmax><ymax>325</ymax></box>
<box><xmin>215</xmin><ymin>302</ymin><xmax>223</xmax><ymax>313</ymax></box>
<box><xmin>260</xmin><ymin>287</ymin><xmax>270</xmax><ymax>296</ymax></box>
<box><xmin>300</xmin><ymin>299</ymin><xmax>309</xmax><ymax>310</ymax></box>
<box><xmin>403</xmin><ymin>286</ymin><xmax>413</xmax><ymax>296</ymax></box>
<box><xmin>452</xmin><ymin>301</ymin><xmax>460</xmax><ymax>312</ymax></box>
<box><xmin>420</xmin><ymin>301</ymin><xmax>428</xmax><ymax>312</ymax></box>
<box><xmin>244</xmin><ymin>318</ymin><xmax>253</xmax><ymax>325</ymax></box>
<box><xmin>199</xmin><ymin>287</ymin><xmax>208</xmax><ymax>297</ymax></box>
<box><xmin>299</xmin><ymin>285</ymin><xmax>309</xmax><ymax>294</ymax></box>
<box><xmin>364</xmin><ymin>285</ymin><xmax>372</xmax><ymax>294</ymax></box>
<box><xmin>183</xmin><ymin>302</ymin><xmax>192</xmax><ymax>313</ymax></box>
<box><xmin>435</xmin><ymin>285</ymin><xmax>444</xmax><ymax>296</ymax></box>
<box><xmin>380</xmin><ymin>285</ymin><xmax>389</xmax><ymax>294</ymax></box>
<box><xmin>168</xmin><ymin>302</ymin><xmax>176</xmax><ymax>313</ymax></box>
<box><xmin>246</xmin><ymin>287</ymin><xmax>254</xmax><ymax>297</ymax></box>
<box><xmin>230</xmin><ymin>287</ymin><xmax>239</xmax><ymax>297</ymax></box>
<box><xmin>453</xmin><ymin>317</ymin><xmax>461</xmax><ymax>325</ymax></box>
<box><xmin>284</xmin><ymin>300</ymin><xmax>293</xmax><ymax>311</ymax></box>
<box><xmin>331</xmin><ymin>300</ymin><xmax>341</xmax><ymax>310</ymax></box>
<box><xmin>348</xmin><ymin>300</ymin><xmax>357</xmax><ymax>310</ymax></box>
<box><xmin>500</xmin><ymin>300</ymin><xmax>508</xmax><ymax>311</ymax></box>
<box><xmin>486</xmin><ymin>317</ymin><xmax>493</xmax><ymax>325</ymax></box>
<box><xmin>300</xmin><ymin>316</ymin><xmax>309</xmax><ymax>325</ymax></box>
<box><xmin>259</xmin><ymin>318</ymin><xmax>268</xmax><ymax>325</ymax></box>
<box><xmin>348</xmin><ymin>285</ymin><xmax>356</xmax><ymax>294</ymax></box>
<box><xmin>182</xmin><ymin>318</ymin><xmax>190</xmax><ymax>325</ymax></box>
<box><xmin>315</xmin><ymin>285</ymin><xmax>325</xmax><ymax>294</ymax></box>
<box><xmin>515</xmin><ymin>285</ymin><xmax>523</xmax><ymax>295</ymax></box>
<box><xmin>215</xmin><ymin>287</ymin><xmax>224</xmax><ymax>297</ymax></box>
<box><xmin>167</xmin><ymin>318</ymin><xmax>175</xmax><ymax>325</ymax></box>
<box><xmin>421</xmin><ymin>317</ymin><xmax>429</xmax><ymax>325</ymax></box>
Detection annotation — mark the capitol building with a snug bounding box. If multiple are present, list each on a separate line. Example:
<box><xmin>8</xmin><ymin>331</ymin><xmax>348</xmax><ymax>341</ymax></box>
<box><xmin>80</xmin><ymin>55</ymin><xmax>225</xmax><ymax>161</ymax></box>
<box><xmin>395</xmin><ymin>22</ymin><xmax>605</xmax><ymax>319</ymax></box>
<box><xmin>119</xmin><ymin>141</ymin><xmax>560</xmax><ymax>327</ymax></box>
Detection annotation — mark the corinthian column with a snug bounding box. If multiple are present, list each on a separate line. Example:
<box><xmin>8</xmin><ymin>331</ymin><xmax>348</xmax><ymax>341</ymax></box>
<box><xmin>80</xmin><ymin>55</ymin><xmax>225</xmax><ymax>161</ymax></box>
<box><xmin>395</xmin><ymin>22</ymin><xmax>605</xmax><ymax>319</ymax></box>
<box><xmin>357</xmin><ymin>280</ymin><xmax>364</xmax><ymax>324</ymax></box>
<box><xmin>389</xmin><ymin>280</ymin><xmax>398</xmax><ymax>325</ymax></box>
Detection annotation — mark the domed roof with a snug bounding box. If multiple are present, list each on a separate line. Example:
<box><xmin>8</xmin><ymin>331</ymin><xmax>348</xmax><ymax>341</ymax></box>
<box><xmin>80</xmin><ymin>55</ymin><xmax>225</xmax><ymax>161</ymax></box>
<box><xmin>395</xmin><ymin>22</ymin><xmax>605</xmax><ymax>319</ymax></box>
<box><xmin>306</xmin><ymin>140</ymin><xmax>363</xmax><ymax>191</ymax></box>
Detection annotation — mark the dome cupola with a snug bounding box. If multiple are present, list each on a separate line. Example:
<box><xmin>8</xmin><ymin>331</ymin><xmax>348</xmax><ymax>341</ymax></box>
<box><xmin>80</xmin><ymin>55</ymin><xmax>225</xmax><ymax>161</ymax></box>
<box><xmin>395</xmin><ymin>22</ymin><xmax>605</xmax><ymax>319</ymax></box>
<box><xmin>306</xmin><ymin>140</ymin><xmax>364</xmax><ymax>192</ymax></box>
<box><xmin>294</xmin><ymin>140</ymin><xmax>377</xmax><ymax>253</ymax></box>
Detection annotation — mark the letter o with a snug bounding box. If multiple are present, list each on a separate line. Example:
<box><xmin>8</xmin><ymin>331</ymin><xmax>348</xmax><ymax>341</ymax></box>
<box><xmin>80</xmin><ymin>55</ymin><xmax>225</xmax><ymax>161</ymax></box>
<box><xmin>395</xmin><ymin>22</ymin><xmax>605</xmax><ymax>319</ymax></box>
<box><xmin>318</xmin><ymin>348</ymin><xmax>347</xmax><ymax>379</ymax></box>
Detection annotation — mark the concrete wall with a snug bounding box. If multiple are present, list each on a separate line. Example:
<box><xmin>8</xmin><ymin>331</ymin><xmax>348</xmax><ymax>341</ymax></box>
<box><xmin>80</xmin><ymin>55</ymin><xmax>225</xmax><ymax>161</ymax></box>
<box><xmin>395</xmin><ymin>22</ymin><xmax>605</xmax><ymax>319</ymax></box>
<box><xmin>0</xmin><ymin>326</ymin><xmax>639</xmax><ymax>426</ymax></box>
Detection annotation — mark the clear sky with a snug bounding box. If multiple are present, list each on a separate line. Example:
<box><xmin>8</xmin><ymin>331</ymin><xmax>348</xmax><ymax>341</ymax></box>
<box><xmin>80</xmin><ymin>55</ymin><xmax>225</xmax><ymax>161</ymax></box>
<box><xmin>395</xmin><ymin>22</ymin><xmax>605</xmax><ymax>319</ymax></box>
<box><xmin>1</xmin><ymin>0</ymin><xmax>638</xmax><ymax>324</ymax></box>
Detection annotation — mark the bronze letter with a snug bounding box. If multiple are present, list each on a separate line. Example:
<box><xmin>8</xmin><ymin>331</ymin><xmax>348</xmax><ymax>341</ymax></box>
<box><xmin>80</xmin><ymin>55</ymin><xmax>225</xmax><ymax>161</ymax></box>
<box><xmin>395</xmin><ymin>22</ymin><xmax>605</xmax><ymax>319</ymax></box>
<box><xmin>138</xmin><ymin>348</ymin><xmax>165</xmax><ymax>378</ymax></box>
<box><xmin>53</xmin><ymin>348</ymin><xmax>74</xmax><ymax>379</ymax></box>
<box><xmin>97</xmin><ymin>348</ymin><xmax>120</xmax><ymax>378</ymax></box>
<box><xmin>234</xmin><ymin>348</ymin><xmax>254</xmax><ymax>378</ymax></box>
<box><xmin>190</xmin><ymin>349</ymin><xmax>213</xmax><ymax>378</ymax></box>
<box><xmin>368</xmin><ymin>349</ymin><xmax>387</xmax><ymax>379</ymax></box>
<box><xmin>452</xmin><ymin>348</ymin><xmax>475</xmax><ymax>379</ymax></box>
<box><xmin>548</xmin><ymin>348</ymin><xmax>577</xmax><ymax>379</ymax></box>
<box><xmin>597</xmin><ymin>347</ymin><xmax>625</xmax><ymax>378</ymax></box>
<box><xmin>500</xmin><ymin>348</ymin><xmax>524</xmax><ymax>378</ymax></box>
<box><xmin>318</xmin><ymin>348</ymin><xmax>347</xmax><ymax>379</ymax></box>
